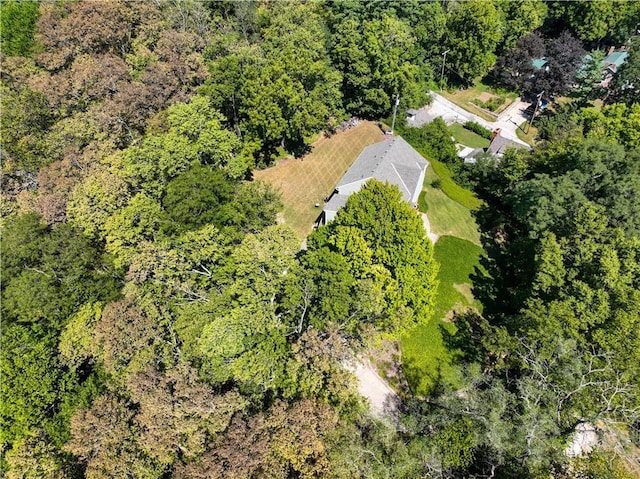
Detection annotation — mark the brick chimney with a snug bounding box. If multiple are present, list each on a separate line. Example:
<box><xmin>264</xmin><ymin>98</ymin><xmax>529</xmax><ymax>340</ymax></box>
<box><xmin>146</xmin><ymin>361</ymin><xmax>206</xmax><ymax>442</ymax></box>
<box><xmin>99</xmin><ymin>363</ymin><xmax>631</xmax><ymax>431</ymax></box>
<box><xmin>491</xmin><ymin>128</ymin><xmax>501</xmax><ymax>141</ymax></box>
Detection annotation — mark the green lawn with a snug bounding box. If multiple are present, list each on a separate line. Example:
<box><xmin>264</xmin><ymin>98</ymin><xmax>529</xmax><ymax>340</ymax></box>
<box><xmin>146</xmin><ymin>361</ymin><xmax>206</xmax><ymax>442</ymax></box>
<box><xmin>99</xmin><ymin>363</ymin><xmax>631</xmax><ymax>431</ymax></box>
<box><xmin>431</xmin><ymin>236</ymin><xmax>485</xmax><ymax>318</ymax></box>
<box><xmin>402</xmin><ymin>236</ymin><xmax>486</xmax><ymax>395</ymax></box>
<box><xmin>427</xmin><ymin>159</ymin><xmax>484</xmax><ymax>212</ymax></box>
<box><xmin>516</xmin><ymin>121</ymin><xmax>538</xmax><ymax>145</ymax></box>
<box><xmin>448</xmin><ymin>123</ymin><xmax>490</xmax><ymax>149</ymax></box>
<box><xmin>421</xmin><ymin>167</ymin><xmax>481</xmax><ymax>245</ymax></box>
<box><xmin>402</xmin><ymin>157</ymin><xmax>487</xmax><ymax>395</ymax></box>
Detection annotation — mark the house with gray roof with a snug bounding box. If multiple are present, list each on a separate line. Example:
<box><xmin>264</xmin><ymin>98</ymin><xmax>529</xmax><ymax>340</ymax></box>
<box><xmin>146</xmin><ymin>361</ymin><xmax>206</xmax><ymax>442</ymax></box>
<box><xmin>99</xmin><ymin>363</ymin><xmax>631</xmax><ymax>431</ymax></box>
<box><xmin>487</xmin><ymin>134</ymin><xmax>530</xmax><ymax>158</ymax></box>
<box><xmin>323</xmin><ymin>136</ymin><xmax>428</xmax><ymax>223</ymax></box>
<box><xmin>461</xmin><ymin>131</ymin><xmax>530</xmax><ymax>164</ymax></box>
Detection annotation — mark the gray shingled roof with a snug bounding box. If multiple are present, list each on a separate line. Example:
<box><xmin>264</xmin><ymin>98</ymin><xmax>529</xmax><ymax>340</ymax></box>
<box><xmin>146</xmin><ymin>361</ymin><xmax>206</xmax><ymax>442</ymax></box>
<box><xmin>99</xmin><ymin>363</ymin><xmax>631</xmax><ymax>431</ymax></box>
<box><xmin>487</xmin><ymin>135</ymin><xmax>530</xmax><ymax>157</ymax></box>
<box><xmin>324</xmin><ymin>193</ymin><xmax>350</xmax><ymax>213</ymax></box>
<box><xmin>336</xmin><ymin>136</ymin><xmax>428</xmax><ymax>202</ymax></box>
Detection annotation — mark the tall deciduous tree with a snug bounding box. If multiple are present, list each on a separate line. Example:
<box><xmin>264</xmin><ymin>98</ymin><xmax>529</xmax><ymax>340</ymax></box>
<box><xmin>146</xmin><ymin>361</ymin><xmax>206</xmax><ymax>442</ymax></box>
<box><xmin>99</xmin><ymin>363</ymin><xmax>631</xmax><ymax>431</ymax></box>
<box><xmin>1</xmin><ymin>327</ymin><xmax>63</xmax><ymax>448</ymax></box>
<box><xmin>67</xmin><ymin>170</ymin><xmax>131</xmax><ymax>240</ymax></box>
<box><xmin>126</xmin><ymin>364</ymin><xmax>246</xmax><ymax>466</ymax></box>
<box><xmin>609</xmin><ymin>36</ymin><xmax>640</xmax><ymax>106</ymax></box>
<box><xmin>103</xmin><ymin>193</ymin><xmax>171</xmax><ymax>269</ymax></box>
<box><xmin>533</xmin><ymin>30</ymin><xmax>586</xmax><ymax>100</ymax></box>
<box><xmin>0</xmin><ymin>0</ymin><xmax>40</xmax><ymax>57</ymax></box>
<box><xmin>329</xmin><ymin>7</ymin><xmax>430</xmax><ymax>117</ymax></box>
<box><xmin>495</xmin><ymin>0</ymin><xmax>548</xmax><ymax>53</ymax></box>
<box><xmin>173</xmin><ymin>400</ymin><xmax>338</xmax><ymax>479</ymax></box>
<box><xmin>444</xmin><ymin>0</ymin><xmax>504</xmax><ymax>82</ymax></box>
<box><xmin>241</xmin><ymin>3</ymin><xmax>343</xmax><ymax>158</ymax></box>
<box><xmin>162</xmin><ymin>165</ymin><xmax>236</xmax><ymax>231</ymax></box>
<box><xmin>196</xmin><ymin>225</ymin><xmax>299</xmax><ymax>390</ymax></box>
<box><xmin>1</xmin><ymin>214</ymin><xmax>120</xmax><ymax>330</ymax></box>
<box><xmin>110</xmin><ymin>96</ymin><xmax>246</xmax><ymax>200</ymax></box>
<box><xmin>309</xmin><ymin>180</ymin><xmax>438</xmax><ymax>335</ymax></box>
<box><xmin>0</xmin><ymin>85</ymin><xmax>54</xmax><ymax>173</ymax></box>
<box><xmin>4</xmin><ymin>429</ymin><xmax>67</xmax><ymax>479</ymax></box>
<box><xmin>92</xmin><ymin>297</ymin><xmax>164</xmax><ymax>377</ymax></box>
<box><xmin>492</xmin><ymin>31</ymin><xmax>546</xmax><ymax>92</ymax></box>
<box><xmin>35</xmin><ymin>1</ymin><xmax>154</xmax><ymax>71</ymax></box>
<box><xmin>66</xmin><ymin>394</ymin><xmax>162</xmax><ymax>479</ymax></box>
<box><xmin>549</xmin><ymin>0</ymin><xmax>640</xmax><ymax>44</ymax></box>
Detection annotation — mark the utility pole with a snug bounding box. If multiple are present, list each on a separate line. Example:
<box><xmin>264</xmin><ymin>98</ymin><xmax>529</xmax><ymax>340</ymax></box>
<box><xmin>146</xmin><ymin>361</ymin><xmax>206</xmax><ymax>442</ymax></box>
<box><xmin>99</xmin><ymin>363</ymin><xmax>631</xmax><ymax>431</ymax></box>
<box><xmin>527</xmin><ymin>91</ymin><xmax>544</xmax><ymax>133</ymax></box>
<box><xmin>440</xmin><ymin>49</ymin><xmax>450</xmax><ymax>92</ymax></box>
<box><xmin>390</xmin><ymin>94</ymin><xmax>400</xmax><ymax>134</ymax></box>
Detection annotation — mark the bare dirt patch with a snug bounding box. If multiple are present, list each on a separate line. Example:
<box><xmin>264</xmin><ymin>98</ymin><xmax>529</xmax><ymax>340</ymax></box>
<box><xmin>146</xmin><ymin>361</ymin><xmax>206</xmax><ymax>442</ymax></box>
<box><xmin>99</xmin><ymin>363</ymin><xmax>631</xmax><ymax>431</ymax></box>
<box><xmin>368</xmin><ymin>339</ymin><xmax>409</xmax><ymax>395</ymax></box>
<box><xmin>351</xmin><ymin>359</ymin><xmax>400</xmax><ymax>420</ymax></box>
<box><xmin>478</xmin><ymin>92</ymin><xmax>497</xmax><ymax>102</ymax></box>
<box><xmin>453</xmin><ymin>283</ymin><xmax>475</xmax><ymax>305</ymax></box>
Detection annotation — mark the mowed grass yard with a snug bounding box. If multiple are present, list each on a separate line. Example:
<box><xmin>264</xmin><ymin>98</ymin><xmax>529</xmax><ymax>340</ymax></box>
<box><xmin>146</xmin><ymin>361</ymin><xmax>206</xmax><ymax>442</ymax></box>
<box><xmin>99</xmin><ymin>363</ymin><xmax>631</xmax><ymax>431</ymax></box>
<box><xmin>254</xmin><ymin>121</ymin><xmax>385</xmax><ymax>238</ymax></box>
<box><xmin>401</xmin><ymin>236</ymin><xmax>483</xmax><ymax>396</ymax></box>
<box><xmin>441</xmin><ymin>81</ymin><xmax>517</xmax><ymax>122</ymax></box>
<box><xmin>420</xmin><ymin>167</ymin><xmax>481</xmax><ymax>245</ymax></box>
<box><xmin>402</xmin><ymin>236</ymin><xmax>486</xmax><ymax>395</ymax></box>
<box><xmin>402</xmin><ymin>158</ymin><xmax>486</xmax><ymax>395</ymax></box>
<box><xmin>448</xmin><ymin>122</ymin><xmax>490</xmax><ymax>149</ymax></box>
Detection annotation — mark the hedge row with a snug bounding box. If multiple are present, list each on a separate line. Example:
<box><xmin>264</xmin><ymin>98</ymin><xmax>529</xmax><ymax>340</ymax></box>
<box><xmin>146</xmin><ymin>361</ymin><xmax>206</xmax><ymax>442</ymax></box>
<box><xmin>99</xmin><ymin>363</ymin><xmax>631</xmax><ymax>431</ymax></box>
<box><xmin>463</xmin><ymin>121</ymin><xmax>493</xmax><ymax>140</ymax></box>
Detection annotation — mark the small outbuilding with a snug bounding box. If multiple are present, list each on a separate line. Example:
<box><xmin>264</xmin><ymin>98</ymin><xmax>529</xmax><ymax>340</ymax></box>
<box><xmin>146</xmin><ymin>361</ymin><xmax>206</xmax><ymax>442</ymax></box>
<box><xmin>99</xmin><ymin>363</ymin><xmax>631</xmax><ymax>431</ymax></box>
<box><xmin>532</xmin><ymin>58</ymin><xmax>549</xmax><ymax>71</ymax></box>
<box><xmin>406</xmin><ymin>109</ymin><xmax>419</xmax><ymax>122</ymax></box>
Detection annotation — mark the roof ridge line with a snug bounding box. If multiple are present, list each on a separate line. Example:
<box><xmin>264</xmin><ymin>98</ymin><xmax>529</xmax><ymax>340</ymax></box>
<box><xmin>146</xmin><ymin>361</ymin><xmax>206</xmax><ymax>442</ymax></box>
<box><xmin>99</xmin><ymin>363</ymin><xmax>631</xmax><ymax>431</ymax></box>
<box><xmin>390</xmin><ymin>162</ymin><xmax>411</xmax><ymax>196</ymax></box>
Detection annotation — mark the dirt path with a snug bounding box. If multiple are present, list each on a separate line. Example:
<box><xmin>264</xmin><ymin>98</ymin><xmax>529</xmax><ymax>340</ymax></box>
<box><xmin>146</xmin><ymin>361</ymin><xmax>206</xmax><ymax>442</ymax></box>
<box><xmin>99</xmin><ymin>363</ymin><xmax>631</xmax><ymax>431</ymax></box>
<box><xmin>345</xmin><ymin>359</ymin><xmax>400</xmax><ymax>420</ymax></box>
<box><xmin>421</xmin><ymin>212</ymin><xmax>439</xmax><ymax>244</ymax></box>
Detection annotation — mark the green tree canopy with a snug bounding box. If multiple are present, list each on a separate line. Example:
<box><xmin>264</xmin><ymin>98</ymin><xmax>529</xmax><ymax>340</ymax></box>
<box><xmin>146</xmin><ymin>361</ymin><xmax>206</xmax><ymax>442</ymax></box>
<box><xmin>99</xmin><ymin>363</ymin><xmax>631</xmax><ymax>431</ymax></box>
<box><xmin>240</xmin><ymin>3</ymin><xmax>343</xmax><ymax>159</ymax></box>
<box><xmin>308</xmin><ymin>180</ymin><xmax>438</xmax><ymax>336</ymax></box>
<box><xmin>549</xmin><ymin>0</ymin><xmax>640</xmax><ymax>43</ymax></box>
<box><xmin>610</xmin><ymin>36</ymin><xmax>640</xmax><ymax>106</ymax></box>
<box><xmin>444</xmin><ymin>0</ymin><xmax>504</xmax><ymax>82</ymax></box>
<box><xmin>0</xmin><ymin>1</ymin><xmax>40</xmax><ymax>57</ymax></box>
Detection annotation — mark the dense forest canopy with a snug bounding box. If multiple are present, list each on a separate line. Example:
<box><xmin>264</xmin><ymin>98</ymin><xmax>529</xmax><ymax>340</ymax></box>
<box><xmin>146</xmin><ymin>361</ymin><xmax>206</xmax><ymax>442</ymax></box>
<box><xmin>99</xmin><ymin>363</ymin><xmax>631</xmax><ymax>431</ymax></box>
<box><xmin>1</xmin><ymin>1</ymin><xmax>639</xmax><ymax>478</ymax></box>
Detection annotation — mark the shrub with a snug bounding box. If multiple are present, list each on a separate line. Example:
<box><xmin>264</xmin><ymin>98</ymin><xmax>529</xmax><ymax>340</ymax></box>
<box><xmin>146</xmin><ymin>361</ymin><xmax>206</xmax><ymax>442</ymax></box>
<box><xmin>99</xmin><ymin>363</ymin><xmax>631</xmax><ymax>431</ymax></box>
<box><xmin>471</xmin><ymin>96</ymin><xmax>504</xmax><ymax>112</ymax></box>
<box><xmin>463</xmin><ymin>121</ymin><xmax>493</xmax><ymax>140</ymax></box>
<box><xmin>403</xmin><ymin>118</ymin><xmax>458</xmax><ymax>166</ymax></box>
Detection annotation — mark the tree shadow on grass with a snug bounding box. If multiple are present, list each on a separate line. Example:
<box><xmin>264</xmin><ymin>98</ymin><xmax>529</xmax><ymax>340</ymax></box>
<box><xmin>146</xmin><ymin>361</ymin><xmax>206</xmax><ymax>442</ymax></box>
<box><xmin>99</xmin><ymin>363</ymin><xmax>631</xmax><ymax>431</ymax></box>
<box><xmin>401</xmin><ymin>355</ymin><xmax>449</xmax><ymax>399</ymax></box>
<box><xmin>439</xmin><ymin>310</ymin><xmax>488</xmax><ymax>367</ymax></box>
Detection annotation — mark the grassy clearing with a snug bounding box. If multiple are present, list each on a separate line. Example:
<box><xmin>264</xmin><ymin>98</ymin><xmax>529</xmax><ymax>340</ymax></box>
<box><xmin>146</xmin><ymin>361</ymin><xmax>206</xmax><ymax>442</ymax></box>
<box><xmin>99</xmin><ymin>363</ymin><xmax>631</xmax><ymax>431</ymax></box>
<box><xmin>402</xmin><ymin>317</ymin><xmax>460</xmax><ymax>395</ymax></box>
<box><xmin>428</xmin><ymin>159</ymin><xmax>484</xmax><ymax>211</ymax></box>
<box><xmin>421</xmin><ymin>167</ymin><xmax>481</xmax><ymax>245</ymax></box>
<box><xmin>431</xmin><ymin>236</ymin><xmax>485</xmax><ymax>318</ymax></box>
<box><xmin>418</xmin><ymin>190</ymin><xmax>429</xmax><ymax>213</ymax></box>
<box><xmin>441</xmin><ymin>82</ymin><xmax>517</xmax><ymax>122</ymax></box>
<box><xmin>516</xmin><ymin>121</ymin><xmax>538</xmax><ymax>145</ymax></box>
<box><xmin>448</xmin><ymin>123</ymin><xmax>490</xmax><ymax>149</ymax></box>
<box><xmin>402</xmin><ymin>235</ymin><xmax>485</xmax><ymax>395</ymax></box>
<box><xmin>253</xmin><ymin>121</ymin><xmax>384</xmax><ymax>238</ymax></box>
<box><xmin>402</xmin><ymin>157</ymin><xmax>485</xmax><ymax>395</ymax></box>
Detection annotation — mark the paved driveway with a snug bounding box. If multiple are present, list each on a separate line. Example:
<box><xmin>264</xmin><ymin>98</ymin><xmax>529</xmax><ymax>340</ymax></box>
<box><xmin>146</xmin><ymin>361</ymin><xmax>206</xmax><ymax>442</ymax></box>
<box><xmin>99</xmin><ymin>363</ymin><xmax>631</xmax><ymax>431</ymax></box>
<box><xmin>408</xmin><ymin>92</ymin><xmax>531</xmax><ymax>147</ymax></box>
